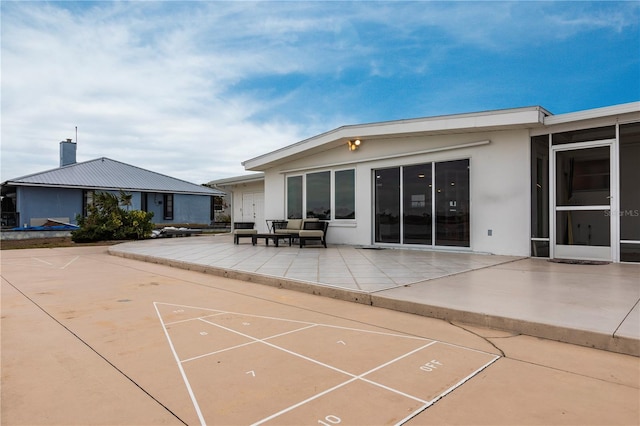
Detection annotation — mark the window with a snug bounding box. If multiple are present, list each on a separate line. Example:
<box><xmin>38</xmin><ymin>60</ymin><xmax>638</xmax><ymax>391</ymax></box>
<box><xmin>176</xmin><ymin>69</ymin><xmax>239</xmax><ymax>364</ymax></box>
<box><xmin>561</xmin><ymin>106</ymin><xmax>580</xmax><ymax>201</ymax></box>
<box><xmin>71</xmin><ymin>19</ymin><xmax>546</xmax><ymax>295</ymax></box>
<box><xmin>403</xmin><ymin>164</ymin><xmax>432</xmax><ymax>244</ymax></box>
<box><xmin>552</xmin><ymin>126</ymin><xmax>615</xmax><ymax>145</ymax></box>
<box><xmin>620</xmin><ymin>122</ymin><xmax>640</xmax><ymax>262</ymax></box>
<box><xmin>286</xmin><ymin>169</ymin><xmax>356</xmax><ymax>221</ymax></box>
<box><xmin>141</xmin><ymin>193</ymin><xmax>148</xmax><ymax>212</ymax></box>
<box><xmin>375</xmin><ymin>168</ymin><xmax>400</xmax><ymax>243</ymax></box>
<box><xmin>163</xmin><ymin>194</ymin><xmax>173</xmax><ymax>220</ymax></box>
<box><xmin>435</xmin><ymin>160</ymin><xmax>470</xmax><ymax>247</ymax></box>
<box><xmin>82</xmin><ymin>190</ymin><xmax>94</xmax><ymax>217</ymax></box>
<box><xmin>306</xmin><ymin>171</ymin><xmax>331</xmax><ymax>219</ymax></box>
<box><xmin>335</xmin><ymin>169</ymin><xmax>355</xmax><ymax>219</ymax></box>
<box><xmin>287</xmin><ymin>176</ymin><xmax>303</xmax><ymax>219</ymax></box>
<box><xmin>531</xmin><ymin>135</ymin><xmax>549</xmax><ymax>257</ymax></box>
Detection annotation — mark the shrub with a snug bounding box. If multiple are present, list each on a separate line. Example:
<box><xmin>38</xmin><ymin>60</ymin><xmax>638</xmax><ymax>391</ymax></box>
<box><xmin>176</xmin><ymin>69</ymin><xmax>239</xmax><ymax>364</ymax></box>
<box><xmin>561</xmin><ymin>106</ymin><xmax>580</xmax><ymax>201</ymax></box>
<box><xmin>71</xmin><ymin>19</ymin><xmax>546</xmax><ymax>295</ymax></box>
<box><xmin>71</xmin><ymin>191</ymin><xmax>154</xmax><ymax>243</ymax></box>
<box><xmin>215</xmin><ymin>214</ymin><xmax>231</xmax><ymax>223</ymax></box>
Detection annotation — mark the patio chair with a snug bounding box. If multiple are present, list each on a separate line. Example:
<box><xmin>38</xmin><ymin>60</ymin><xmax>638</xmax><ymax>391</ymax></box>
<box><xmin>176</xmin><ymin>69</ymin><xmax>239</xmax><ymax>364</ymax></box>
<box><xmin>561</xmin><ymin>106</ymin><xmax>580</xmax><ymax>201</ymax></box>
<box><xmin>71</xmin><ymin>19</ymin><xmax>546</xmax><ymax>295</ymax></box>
<box><xmin>299</xmin><ymin>221</ymin><xmax>329</xmax><ymax>248</ymax></box>
<box><xmin>233</xmin><ymin>222</ymin><xmax>257</xmax><ymax>244</ymax></box>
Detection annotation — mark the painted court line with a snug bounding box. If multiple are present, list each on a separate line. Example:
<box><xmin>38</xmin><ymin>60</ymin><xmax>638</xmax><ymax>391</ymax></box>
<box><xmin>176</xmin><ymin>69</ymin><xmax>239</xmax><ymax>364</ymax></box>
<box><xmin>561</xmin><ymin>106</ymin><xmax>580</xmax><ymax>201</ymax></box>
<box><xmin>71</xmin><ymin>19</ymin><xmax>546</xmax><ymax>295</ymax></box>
<box><xmin>250</xmin><ymin>377</ymin><xmax>361</xmax><ymax>426</ymax></box>
<box><xmin>181</xmin><ymin>324</ymin><xmax>318</xmax><ymax>363</ymax></box>
<box><xmin>12</xmin><ymin>256</ymin><xmax>80</xmax><ymax>270</ymax></box>
<box><xmin>155</xmin><ymin>301</ymin><xmax>318</xmax><ymax>326</ymax></box>
<box><xmin>313</xmin><ymin>322</ymin><xmax>433</xmax><ymax>340</ymax></box>
<box><xmin>153</xmin><ymin>302</ymin><xmax>207</xmax><ymax>426</ymax></box>
<box><xmin>396</xmin><ymin>352</ymin><xmax>501</xmax><ymax>425</ymax></box>
<box><xmin>164</xmin><ymin>312</ymin><xmax>225</xmax><ymax>326</ymax></box>
<box><xmin>155</xmin><ymin>302</ymin><xmax>501</xmax><ymax>426</ymax></box>
<box><xmin>32</xmin><ymin>257</ymin><xmax>54</xmax><ymax>266</ymax></box>
<box><xmin>157</xmin><ymin>301</ymin><xmax>433</xmax><ymax>341</ymax></box>
<box><xmin>180</xmin><ymin>340</ymin><xmax>260</xmax><ymax>364</ymax></box>
<box><xmin>252</xmin><ymin>340</ymin><xmax>439</xmax><ymax>425</ymax></box>
<box><xmin>59</xmin><ymin>255</ymin><xmax>80</xmax><ymax>269</ymax></box>
<box><xmin>198</xmin><ymin>317</ymin><xmax>357</xmax><ymax>377</ymax></box>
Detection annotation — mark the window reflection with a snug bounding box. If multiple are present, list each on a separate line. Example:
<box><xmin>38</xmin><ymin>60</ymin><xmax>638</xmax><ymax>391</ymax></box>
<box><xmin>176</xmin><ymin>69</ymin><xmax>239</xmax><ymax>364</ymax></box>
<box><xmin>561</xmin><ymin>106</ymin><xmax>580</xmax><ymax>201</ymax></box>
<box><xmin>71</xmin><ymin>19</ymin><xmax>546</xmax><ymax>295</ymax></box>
<box><xmin>374</xmin><ymin>168</ymin><xmax>400</xmax><ymax>243</ymax></box>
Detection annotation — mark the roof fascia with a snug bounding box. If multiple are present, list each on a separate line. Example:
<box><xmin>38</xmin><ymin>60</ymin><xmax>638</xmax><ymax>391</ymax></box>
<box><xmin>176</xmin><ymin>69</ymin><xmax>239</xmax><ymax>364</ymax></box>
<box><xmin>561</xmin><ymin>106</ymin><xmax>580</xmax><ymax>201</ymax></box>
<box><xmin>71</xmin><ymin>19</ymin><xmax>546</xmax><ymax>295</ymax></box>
<box><xmin>242</xmin><ymin>106</ymin><xmax>547</xmax><ymax>171</ymax></box>
<box><xmin>3</xmin><ymin>157</ymin><xmax>223</xmax><ymax>195</ymax></box>
<box><xmin>1</xmin><ymin>181</ymin><xmax>222</xmax><ymax>195</ymax></box>
<box><xmin>207</xmin><ymin>173</ymin><xmax>265</xmax><ymax>187</ymax></box>
<box><xmin>543</xmin><ymin>102</ymin><xmax>640</xmax><ymax>126</ymax></box>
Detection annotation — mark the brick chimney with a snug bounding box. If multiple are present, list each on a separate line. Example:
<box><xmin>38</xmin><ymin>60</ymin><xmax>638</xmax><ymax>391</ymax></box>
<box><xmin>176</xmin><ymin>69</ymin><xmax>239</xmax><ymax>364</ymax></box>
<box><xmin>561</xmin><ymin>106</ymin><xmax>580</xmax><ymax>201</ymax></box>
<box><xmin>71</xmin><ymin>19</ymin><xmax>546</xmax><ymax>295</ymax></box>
<box><xmin>60</xmin><ymin>138</ymin><xmax>77</xmax><ymax>167</ymax></box>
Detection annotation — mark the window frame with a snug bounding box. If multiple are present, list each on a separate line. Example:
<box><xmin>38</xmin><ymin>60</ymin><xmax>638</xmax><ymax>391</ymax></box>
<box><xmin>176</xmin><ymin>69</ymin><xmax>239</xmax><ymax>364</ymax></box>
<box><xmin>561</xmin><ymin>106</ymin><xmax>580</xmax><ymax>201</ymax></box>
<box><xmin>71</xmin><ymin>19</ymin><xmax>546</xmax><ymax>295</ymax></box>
<box><xmin>285</xmin><ymin>168</ymin><xmax>356</xmax><ymax>222</ymax></box>
<box><xmin>305</xmin><ymin>170</ymin><xmax>331</xmax><ymax>220</ymax></box>
<box><xmin>82</xmin><ymin>190</ymin><xmax>94</xmax><ymax>217</ymax></box>
<box><xmin>334</xmin><ymin>168</ymin><xmax>356</xmax><ymax>220</ymax></box>
<box><xmin>286</xmin><ymin>175</ymin><xmax>304</xmax><ymax>219</ymax></box>
<box><xmin>163</xmin><ymin>193</ymin><xmax>174</xmax><ymax>220</ymax></box>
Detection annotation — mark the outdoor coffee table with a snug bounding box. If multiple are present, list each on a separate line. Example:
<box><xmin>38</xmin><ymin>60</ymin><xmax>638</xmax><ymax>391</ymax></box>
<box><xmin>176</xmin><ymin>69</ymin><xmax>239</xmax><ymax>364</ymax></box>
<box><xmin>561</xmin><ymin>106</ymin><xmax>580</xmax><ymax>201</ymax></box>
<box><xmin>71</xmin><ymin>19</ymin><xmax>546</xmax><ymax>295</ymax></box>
<box><xmin>251</xmin><ymin>233</ymin><xmax>293</xmax><ymax>247</ymax></box>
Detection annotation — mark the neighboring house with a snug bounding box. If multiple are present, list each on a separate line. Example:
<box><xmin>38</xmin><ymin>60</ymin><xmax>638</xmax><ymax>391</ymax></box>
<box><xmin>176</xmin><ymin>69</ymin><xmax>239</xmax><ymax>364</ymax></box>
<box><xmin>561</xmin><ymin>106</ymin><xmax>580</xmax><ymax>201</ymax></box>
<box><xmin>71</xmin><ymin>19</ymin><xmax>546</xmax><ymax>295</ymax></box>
<box><xmin>234</xmin><ymin>102</ymin><xmax>639</xmax><ymax>263</ymax></box>
<box><xmin>1</xmin><ymin>140</ymin><xmax>224</xmax><ymax>227</ymax></box>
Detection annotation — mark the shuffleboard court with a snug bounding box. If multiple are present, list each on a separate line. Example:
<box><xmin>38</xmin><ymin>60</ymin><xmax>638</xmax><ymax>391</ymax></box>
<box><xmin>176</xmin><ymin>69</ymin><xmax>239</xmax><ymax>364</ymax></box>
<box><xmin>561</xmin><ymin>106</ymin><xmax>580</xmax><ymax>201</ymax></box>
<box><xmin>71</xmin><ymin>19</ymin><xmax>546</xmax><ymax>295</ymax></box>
<box><xmin>3</xmin><ymin>248</ymin><xmax>638</xmax><ymax>426</ymax></box>
<box><xmin>1</xmin><ymin>248</ymin><xmax>497</xmax><ymax>425</ymax></box>
<box><xmin>155</xmin><ymin>303</ymin><xmax>499</xmax><ymax>425</ymax></box>
<box><xmin>2</xmin><ymin>248</ymin><xmax>638</xmax><ymax>425</ymax></box>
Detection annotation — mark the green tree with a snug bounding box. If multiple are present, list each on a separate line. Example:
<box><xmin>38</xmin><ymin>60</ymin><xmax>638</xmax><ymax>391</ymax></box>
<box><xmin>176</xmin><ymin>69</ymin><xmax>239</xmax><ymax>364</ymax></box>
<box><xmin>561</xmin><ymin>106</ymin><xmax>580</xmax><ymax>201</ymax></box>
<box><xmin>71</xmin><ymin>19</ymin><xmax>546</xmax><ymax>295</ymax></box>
<box><xmin>119</xmin><ymin>189</ymin><xmax>132</xmax><ymax>210</ymax></box>
<box><xmin>72</xmin><ymin>191</ymin><xmax>154</xmax><ymax>242</ymax></box>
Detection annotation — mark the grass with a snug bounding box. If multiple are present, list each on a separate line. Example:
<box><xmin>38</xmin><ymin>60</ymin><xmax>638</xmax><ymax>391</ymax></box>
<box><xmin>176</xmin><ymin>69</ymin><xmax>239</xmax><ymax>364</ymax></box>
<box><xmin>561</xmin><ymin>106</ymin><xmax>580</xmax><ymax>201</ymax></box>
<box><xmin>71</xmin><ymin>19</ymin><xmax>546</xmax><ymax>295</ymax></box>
<box><xmin>0</xmin><ymin>237</ymin><xmax>121</xmax><ymax>250</ymax></box>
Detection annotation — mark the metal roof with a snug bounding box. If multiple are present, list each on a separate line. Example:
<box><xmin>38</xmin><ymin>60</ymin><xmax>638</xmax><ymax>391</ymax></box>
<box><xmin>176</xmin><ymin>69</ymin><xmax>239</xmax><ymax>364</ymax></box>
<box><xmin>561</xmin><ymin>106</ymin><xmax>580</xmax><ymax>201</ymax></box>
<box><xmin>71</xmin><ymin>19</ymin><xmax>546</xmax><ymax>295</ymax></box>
<box><xmin>2</xmin><ymin>157</ymin><xmax>224</xmax><ymax>195</ymax></box>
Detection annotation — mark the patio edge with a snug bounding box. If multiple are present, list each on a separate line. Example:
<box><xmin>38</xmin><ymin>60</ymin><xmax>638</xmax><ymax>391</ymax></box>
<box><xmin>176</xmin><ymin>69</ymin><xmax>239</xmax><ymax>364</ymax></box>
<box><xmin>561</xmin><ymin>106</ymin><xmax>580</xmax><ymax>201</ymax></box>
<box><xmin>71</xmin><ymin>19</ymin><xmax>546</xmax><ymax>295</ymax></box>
<box><xmin>108</xmin><ymin>249</ymin><xmax>372</xmax><ymax>306</ymax></box>
<box><xmin>108</xmin><ymin>248</ymin><xmax>639</xmax><ymax>357</ymax></box>
<box><xmin>369</xmin><ymin>296</ymin><xmax>639</xmax><ymax>357</ymax></box>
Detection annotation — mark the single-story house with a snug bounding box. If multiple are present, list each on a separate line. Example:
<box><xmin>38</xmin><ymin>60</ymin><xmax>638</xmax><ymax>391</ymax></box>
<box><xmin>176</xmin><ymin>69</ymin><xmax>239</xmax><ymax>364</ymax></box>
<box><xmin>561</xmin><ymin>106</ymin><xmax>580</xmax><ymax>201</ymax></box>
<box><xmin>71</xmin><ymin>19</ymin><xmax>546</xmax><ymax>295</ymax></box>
<box><xmin>1</xmin><ymin>140</ymin><xmax>224</xmax><ymax>228</ymax></box>
<box><xmin>216</xmin><ymin>102</ymin><xmax>640</xmax><ymax>263</ymax></box>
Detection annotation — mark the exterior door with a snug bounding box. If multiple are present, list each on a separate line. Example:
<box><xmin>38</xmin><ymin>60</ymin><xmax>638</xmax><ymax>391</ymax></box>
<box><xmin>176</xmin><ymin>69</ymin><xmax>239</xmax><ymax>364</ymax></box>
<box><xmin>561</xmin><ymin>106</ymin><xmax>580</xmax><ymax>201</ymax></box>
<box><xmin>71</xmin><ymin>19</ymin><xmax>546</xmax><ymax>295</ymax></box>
<box><xmin>241</xmin><ymin>192</ymin><xmax>266</xmax><ymax>232</ymax></box>
<box><xmin>553</xmin><ymin>142</ymin><xmax>612</xmax><ymax>261</ymax></box>
<box><xmin>374</xmin><ymin>159</ymin><xmax>469</xmax><ymax>247</ymax></box>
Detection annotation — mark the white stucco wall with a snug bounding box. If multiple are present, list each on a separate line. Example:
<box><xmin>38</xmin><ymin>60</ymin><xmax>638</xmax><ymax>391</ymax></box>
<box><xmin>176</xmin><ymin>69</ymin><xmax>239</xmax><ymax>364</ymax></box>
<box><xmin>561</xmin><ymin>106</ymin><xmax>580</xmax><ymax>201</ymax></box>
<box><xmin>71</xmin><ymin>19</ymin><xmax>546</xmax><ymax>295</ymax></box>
<box><xmin>222</xmin><ymin>180</ymin><xmax>268</xmax><ymax>232</ymax></box>
<box><xmin>469</xmin><ymin>130</ymin><xmax>531</xmax><ymax>255</ymax></box>
<box><xmin>263</xmin><ymin>171</ymin><xmax>285</xmax><ymax>222</ymax></box>
<box><xmin>261</xmin><ymin>128</ymin><xmax>531</xmax><ymax>256</ymax></box>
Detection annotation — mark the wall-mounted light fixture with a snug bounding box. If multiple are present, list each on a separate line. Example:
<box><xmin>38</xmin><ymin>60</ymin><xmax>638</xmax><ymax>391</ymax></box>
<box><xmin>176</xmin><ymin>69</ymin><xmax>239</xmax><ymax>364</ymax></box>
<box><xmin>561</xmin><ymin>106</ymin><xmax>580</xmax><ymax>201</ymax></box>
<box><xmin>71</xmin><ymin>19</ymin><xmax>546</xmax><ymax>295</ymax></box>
<box><xmin>347</xmin><ymin>139</ymin><xmax>361</xmax><ymax>151</ymax></box>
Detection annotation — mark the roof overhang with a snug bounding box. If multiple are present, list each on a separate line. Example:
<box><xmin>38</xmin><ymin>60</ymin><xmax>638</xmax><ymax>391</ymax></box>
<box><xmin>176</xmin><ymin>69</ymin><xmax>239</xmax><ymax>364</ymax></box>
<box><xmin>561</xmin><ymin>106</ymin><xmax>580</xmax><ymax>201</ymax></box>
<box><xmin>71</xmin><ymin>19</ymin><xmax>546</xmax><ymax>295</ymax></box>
<box><xmin>0</xmin><ymin>181</ymin><xmax>223</xmax><ymax>196</ymax></box>
<box><xmin>206</xmin><ymin>173</ymin><xmax>265</xmax><ymax>189</ymax></box>
<box><xmin>543</xmin><ymin>101</ymin><xmax>640</xmax><ymax>126</ymax></box>
<box><xmin>242</xmin><ymin>106</ymin><xmax>549</xmax><ymax>171</ymax></box>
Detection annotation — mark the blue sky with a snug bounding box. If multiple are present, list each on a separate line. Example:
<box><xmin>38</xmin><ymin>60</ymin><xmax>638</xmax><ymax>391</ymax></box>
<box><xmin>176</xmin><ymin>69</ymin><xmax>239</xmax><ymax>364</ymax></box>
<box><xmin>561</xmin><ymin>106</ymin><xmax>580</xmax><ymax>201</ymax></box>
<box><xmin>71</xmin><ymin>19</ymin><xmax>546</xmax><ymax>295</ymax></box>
<box><xmin>2</xmin><ymin>1</ymin><xmax>639</xmax><ymax>184</ymax></box>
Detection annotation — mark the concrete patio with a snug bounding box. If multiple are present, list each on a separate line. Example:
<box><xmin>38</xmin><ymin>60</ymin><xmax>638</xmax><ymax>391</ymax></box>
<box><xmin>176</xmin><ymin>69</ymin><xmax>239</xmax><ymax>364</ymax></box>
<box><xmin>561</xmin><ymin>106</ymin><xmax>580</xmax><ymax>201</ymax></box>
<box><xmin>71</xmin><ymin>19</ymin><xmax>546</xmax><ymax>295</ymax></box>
<box><xmin>109</xmin><ymin>234</ymin><xmax>640</xmax><ymax>356</ymax></box>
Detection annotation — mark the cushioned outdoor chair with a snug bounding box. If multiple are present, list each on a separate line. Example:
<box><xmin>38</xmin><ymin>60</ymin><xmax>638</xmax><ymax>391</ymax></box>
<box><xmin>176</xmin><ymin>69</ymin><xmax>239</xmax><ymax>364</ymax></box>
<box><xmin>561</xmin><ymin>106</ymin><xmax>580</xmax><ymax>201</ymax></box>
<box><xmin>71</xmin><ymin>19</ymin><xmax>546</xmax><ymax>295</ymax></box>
<box><xmin>233</xmin><ymin>222</ymin><xmax>257</xmax><ymax>244</ymax></box>
<box><xmin>298</xmin><ymin>220</ymin><xmax>329</xmax><ymax>248</ymax></box>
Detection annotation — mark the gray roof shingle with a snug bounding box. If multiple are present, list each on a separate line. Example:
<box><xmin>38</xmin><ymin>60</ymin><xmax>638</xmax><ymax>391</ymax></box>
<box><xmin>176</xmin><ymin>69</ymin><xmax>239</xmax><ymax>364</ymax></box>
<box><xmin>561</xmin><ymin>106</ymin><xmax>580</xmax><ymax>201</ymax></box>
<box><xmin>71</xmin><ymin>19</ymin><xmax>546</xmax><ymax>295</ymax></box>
<box><xmin>2</xmin><ymin>157</ymin><xmax>223</xmax><ymax>195</ymax></box>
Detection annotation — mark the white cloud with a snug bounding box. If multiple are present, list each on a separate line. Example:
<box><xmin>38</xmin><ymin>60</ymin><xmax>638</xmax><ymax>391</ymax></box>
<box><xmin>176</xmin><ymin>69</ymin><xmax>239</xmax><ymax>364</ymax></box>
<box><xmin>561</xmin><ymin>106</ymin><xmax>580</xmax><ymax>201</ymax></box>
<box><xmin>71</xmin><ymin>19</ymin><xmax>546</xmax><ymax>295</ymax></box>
<box><xmin>1</xmin><ymin>2</ymin><xmax>314</xmax><ymax>183</ymax></box>
<box><xmin>2</xmin><ymin>1</ymin><xmax>638</xmax><ymax>184</ymax></box>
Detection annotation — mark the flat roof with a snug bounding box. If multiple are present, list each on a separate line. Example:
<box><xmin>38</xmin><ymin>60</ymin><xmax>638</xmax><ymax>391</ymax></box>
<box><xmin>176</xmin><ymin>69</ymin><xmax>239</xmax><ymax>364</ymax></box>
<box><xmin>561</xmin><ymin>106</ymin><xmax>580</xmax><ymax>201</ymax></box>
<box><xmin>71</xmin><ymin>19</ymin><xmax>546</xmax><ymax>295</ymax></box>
<box><xmin>242</xmin><ymin>106</ymin><xmax>549</xmax><ymax>171</ymax></box>
<box><xmin>206</xmin><ymin>173</ymin><xmax>265</xmax><ymax>187</ymax></box>
<box><xmin>242</xmin><ymin>103</ymin><xmax>640</xmax><ymax>172</ymax></box>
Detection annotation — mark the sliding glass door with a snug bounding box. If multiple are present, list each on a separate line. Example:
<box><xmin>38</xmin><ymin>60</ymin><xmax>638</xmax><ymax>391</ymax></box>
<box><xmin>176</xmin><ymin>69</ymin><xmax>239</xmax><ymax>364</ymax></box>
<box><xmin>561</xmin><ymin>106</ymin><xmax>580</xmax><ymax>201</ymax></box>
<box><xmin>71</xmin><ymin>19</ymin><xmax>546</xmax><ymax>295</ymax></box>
<box><xmin>374</xmin><ymin>168</ymin><xmax>400</xmax><ymax>243</ymax></box>
<box><xmin>403</xmin><ymin>164</ymin><xmax>433</xmax><ymax>244</ymax></box>
<box><xmin>375</xmin><ymin>159</ymin><xmax>470</xmax><ymax>247</ymax></box>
